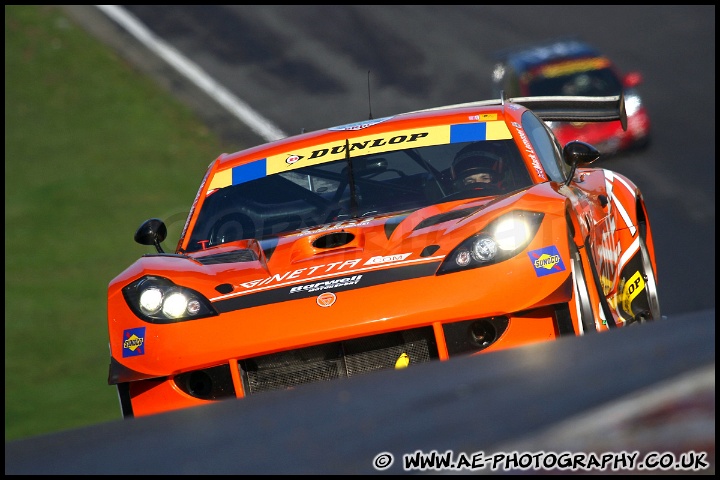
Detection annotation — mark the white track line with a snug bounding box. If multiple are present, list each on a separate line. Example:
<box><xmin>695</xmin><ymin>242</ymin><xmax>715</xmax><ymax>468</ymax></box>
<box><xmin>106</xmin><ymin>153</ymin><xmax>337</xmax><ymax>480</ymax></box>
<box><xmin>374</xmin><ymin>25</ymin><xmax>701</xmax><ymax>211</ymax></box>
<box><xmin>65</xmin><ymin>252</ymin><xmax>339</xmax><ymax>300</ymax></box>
<box><xmin>95</xmin><ymin>5</ymin><xmax>287</xmax><ymax>142</ymax></box>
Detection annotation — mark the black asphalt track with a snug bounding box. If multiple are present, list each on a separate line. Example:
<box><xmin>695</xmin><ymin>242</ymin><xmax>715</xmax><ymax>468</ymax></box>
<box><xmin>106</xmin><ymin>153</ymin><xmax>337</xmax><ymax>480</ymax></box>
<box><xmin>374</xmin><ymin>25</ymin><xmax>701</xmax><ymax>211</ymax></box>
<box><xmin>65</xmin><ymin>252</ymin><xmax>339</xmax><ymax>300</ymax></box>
<box><xmin>5</xmin><ymin>311</ymin><xmax>715</xmax><ymax>474</ymax></box>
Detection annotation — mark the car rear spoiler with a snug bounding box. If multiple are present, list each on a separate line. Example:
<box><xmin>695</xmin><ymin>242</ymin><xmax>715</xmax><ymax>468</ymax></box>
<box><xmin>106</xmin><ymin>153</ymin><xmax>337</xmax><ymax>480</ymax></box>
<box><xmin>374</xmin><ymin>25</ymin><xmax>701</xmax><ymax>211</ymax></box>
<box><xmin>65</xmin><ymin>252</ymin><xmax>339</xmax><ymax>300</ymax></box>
<box><xmin>409</xmin><ymin>93</ymin><xmax>627</xmax><ymax>131</ymax></box>
<box><xmin>510</xmin><ymin>94</ymin><xmax>627</xmax><ymax>130</ymax></box>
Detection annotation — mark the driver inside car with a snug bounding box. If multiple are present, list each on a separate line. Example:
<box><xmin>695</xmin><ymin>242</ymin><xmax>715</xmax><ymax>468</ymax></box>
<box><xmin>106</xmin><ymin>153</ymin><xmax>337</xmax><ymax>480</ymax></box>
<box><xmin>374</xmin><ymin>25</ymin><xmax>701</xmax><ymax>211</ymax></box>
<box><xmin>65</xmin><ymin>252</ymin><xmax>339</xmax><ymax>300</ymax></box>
<box><xmin>450</xmin><ymin>142</ymin><xmax>505</xmax><ymax>192</ymax></box>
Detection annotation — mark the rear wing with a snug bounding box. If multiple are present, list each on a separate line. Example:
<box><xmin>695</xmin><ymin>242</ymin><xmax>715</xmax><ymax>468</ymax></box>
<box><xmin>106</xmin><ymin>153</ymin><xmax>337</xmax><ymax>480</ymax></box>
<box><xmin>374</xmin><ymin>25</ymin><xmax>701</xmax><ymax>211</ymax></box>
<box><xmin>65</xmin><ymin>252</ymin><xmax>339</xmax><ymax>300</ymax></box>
<box><xmin>510</xmin><ymin>94</ymin><xmax>627</xmax><ymax>130</ymax></box>
<box><xmin>408</xmin><ymin>93</ymin><xmax>627</xmax><ymax>131</ymax></box>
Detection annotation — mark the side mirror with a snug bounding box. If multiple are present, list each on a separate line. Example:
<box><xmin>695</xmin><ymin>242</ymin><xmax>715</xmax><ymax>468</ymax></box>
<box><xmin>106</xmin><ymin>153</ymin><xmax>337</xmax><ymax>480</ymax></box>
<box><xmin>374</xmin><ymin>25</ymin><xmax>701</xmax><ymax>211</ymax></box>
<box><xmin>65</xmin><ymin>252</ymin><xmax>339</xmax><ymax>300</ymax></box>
<box><xmin>134</xmin><ymin>218</ymin><xmax>167</xmax><ymax>253</ymax></box>
<box><xmin>563</xmin><ymin>141</ymin><xmax>601</xmax><ymax>186</ymax></box>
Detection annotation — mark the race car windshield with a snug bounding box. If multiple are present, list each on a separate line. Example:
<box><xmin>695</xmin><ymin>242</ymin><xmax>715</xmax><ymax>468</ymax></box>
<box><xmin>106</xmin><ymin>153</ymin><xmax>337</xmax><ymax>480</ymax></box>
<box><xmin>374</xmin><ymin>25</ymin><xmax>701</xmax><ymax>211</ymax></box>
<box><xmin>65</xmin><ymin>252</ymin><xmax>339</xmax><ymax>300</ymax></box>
<box><xmin>186</xmin><ymin>139</ymin><xmax>533</xmax><ymax>251</ymax></box>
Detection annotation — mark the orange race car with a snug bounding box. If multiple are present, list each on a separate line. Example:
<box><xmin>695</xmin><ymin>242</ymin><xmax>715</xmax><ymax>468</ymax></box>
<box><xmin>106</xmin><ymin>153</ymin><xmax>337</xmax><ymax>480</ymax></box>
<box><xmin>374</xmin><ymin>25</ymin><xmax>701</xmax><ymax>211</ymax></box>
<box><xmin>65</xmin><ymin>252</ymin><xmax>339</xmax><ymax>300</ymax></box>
<box><xmin>107</xmin><ymin>93</ymin><xmax>661</xmax><ymax>418</ymax></box>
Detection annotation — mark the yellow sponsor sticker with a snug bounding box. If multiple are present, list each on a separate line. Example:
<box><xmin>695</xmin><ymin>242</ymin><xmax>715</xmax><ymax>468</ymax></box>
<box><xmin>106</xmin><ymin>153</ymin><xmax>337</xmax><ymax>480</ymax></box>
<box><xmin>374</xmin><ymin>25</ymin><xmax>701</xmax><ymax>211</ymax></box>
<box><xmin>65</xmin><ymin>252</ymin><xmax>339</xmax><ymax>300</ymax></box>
<box><xmin>266</xmin><ymin>126</ymin><xmax>451</xmax><ymax>174</ymax></box>
<box><xmin>621</xmin><ymin>271</ymin><xmax>645</xmax><ymax>315</ymax></box>
<box><xmin>208</xmin><ymin>120</ymin><xmax>513</xmax><ymax>186</ymax></box>
<box><xmin>395</xmin><ymin>352</ymin><xmax>410</xmax><ymax>369</ymax></box>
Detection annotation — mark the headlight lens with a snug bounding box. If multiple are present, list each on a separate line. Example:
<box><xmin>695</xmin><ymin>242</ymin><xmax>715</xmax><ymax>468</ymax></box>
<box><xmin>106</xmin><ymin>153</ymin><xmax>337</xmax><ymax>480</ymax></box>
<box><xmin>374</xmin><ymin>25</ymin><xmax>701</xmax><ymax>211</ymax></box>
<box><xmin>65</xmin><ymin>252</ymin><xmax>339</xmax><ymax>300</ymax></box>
<box><xmin>494</xmin><ymin>216</ymin><xmax>531</xmax><ymax>250</ymax></box>
<box><xmin>438</xmin><ymin>210</ymin><xmax>544</xmax><ymax>275</ymax></box>
<box><xmin>123</xmin><ymin>276</ymin><xmax>218</xmax><ymax>323</ymax></box>
<box><xmin>139</xmin><ymin>287</ymin><xmax>163</xmax><ymax>314</ymax></box>
<box><xmin>471</xmin><ymin>235</ymin><xmax>497</xmax><ymax>262</ymax></box>
<box><xmin>163</xmin><ymin>292</ymin><xmax>190</xmax><ymax>319</ymax></box>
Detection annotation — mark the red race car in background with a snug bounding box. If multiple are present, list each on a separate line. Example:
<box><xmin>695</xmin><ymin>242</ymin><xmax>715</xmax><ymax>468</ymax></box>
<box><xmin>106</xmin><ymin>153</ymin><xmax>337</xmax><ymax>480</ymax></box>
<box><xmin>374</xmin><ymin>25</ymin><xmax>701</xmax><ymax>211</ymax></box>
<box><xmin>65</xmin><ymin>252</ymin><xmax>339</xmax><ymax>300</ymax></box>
<box><xmin>491</xmin><ymin>38</ymin><xmax>651</xmax><ymax>155</ymax></box>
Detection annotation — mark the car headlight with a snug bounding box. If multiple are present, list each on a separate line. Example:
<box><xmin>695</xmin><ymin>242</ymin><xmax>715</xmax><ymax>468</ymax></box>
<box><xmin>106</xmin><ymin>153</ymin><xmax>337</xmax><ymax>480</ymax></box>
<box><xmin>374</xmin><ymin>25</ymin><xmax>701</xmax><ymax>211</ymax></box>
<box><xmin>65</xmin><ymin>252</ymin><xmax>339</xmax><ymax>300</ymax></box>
<box><xmin>122</xmin><ymin>276</ymin><xmax>218</xmax><ymax>323</ymax></box>
<box><xmin>437</xmin><ymin>210</ymin><xmax>544</xmax><ymax>275</ymax></box>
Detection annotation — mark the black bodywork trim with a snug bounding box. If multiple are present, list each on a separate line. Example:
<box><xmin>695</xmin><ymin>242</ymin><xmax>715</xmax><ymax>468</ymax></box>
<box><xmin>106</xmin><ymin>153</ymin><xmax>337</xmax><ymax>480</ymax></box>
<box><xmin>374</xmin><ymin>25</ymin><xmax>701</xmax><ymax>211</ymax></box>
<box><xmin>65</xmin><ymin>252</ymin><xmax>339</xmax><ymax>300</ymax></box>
<box><xmin>195</xmin><ymin>249</ymin><xmax>258</xmax><ymax>265</ymax></box>
<box><xmin>108</xmin><ymin>355</ymin><xmax>163</xmax><ymax>385</ymax></box>
<box><xmin>214</xmin><ymin>261</ymin><xmax>441</xmax><ymax>313</ymax></box>
<box><xmin>383</xmin><ymin>214</ymin><xmax>409</xmax><ymax>238</ymax></box>
<box><xmin>116</xmin><ymin>382</ymin><xmax>134</xmax><ymax>419</ymax></box>
<box><xmin>553</xmin><ymin>302</ymin><xmax>576</xmax><ymax>335</ymax></box>
<box><xmin>414</xmin><ymin>206</ymin><xmax>480</xmax><ymax>230</ymax></box>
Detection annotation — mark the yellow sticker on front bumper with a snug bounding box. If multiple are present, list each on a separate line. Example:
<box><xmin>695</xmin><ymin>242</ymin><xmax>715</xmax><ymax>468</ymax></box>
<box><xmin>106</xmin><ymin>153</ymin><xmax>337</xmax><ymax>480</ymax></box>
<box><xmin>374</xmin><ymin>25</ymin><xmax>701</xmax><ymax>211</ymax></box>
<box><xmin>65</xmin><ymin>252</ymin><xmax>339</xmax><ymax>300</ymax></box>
<box><xmin>395</xmin><ymin>352</ymin><xmax>410</xmax><ymax>369</ymax></box>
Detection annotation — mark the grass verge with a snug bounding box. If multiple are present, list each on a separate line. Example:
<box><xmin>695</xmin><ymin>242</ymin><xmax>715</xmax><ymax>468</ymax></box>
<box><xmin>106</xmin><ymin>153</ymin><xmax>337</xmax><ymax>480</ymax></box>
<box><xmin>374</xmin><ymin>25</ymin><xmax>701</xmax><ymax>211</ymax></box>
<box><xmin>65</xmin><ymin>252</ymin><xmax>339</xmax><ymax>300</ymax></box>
<box><xmin>5</xmin><ymin>5</ymin><xmax>240</xmax><ymax>441</ymax></box>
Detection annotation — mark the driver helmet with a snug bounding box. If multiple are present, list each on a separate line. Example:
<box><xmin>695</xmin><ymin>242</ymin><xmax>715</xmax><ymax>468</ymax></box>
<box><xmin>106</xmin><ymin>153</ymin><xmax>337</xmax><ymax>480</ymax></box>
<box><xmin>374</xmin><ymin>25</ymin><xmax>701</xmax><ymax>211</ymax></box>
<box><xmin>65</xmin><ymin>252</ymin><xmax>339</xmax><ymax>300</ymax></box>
<box><xmin>451</xmin><ymin>142</ymin><xmax>504</xmax><ymax>190</ymax></box>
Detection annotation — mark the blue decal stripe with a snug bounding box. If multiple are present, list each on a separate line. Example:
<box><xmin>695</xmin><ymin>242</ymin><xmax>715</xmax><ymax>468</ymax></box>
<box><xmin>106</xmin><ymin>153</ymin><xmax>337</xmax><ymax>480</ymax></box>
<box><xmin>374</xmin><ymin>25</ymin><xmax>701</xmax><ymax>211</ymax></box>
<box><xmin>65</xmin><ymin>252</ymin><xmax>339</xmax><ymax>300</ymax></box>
<box><xmin>450</xmin><ymin>123</ymin><xmax>487</xmax><ymax>143</ymax></box>
<box><xmin>232</xmin><ymin>159</ymin><xmax>267</xmax><ymax>185</ymax></box>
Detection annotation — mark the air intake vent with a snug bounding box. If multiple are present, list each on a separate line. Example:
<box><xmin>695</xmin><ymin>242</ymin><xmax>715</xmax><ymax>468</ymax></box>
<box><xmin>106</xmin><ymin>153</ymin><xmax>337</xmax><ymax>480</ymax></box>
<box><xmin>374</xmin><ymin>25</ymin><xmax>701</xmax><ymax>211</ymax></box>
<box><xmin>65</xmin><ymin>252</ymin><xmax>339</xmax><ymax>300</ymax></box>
<box><xmin>312</xmin><ymin>231</ymin><xmax>355</xmax><ymax>249</ymax></box>
<box><xmin>414</xmin><ymin>206</ymin><xmax>480</xmax><ymax>230</ymax></box>
<box><xmin>195</xmin><ymin>250</ymin><xmax>258</xmax><ymax>265</ymax></box>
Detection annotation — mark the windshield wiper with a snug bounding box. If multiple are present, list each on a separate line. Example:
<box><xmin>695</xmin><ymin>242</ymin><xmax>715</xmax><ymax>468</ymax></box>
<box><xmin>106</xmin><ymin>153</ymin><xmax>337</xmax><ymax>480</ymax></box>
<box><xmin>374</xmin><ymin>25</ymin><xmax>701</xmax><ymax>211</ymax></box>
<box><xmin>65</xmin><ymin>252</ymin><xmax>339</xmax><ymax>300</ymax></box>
<box><xmin>345</xmin><ymin>138</ymin><xmax>359</xmax><ymax>217</ymax></box>
<box><xmin>406</xmin><ymin>148</ymin><xmax>447</xmax><ymax>197</ymax></box>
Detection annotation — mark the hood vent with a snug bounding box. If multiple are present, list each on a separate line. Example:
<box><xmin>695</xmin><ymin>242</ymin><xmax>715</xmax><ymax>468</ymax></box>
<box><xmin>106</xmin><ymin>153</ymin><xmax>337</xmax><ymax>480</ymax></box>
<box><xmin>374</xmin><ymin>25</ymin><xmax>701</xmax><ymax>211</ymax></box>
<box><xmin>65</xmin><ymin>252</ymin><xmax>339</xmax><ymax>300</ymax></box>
<box><xmin>215</xmin><ymin>283</ymin><xmax>234</xmax><ymax>294</ymax></box>
<box><xmin>195</xmin><ymin>249</ymin><xmax>258</xmax><ymax>265</ymax></box>
<box><xmin>384</xmin><ymin>213</ymin><xmax>410</xmax><ymax>238</ymax></box>
<box><xmin>312</xmin><ymin>231</ymin><xmax>355</xmax><ymax>249</ymax></box>
<box><xmin>414</xmin><ymin>206</ymin><xmax>480</xmax><ymax>230</ymax></box>
<box><xmin>420</xmin><ymin>245</ymin><xmax>441</xmax><ymax>257</ymax></box>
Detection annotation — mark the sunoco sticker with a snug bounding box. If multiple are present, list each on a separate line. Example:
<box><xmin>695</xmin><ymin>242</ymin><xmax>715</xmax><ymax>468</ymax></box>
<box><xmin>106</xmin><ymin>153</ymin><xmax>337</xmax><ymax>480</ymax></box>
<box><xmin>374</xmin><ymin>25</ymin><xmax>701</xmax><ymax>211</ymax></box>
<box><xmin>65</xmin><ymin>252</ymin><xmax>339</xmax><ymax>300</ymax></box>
<box><xmin>528</xmin><ymin>246</ymin><xmax>566</xmax><ymax>277</ymax></box>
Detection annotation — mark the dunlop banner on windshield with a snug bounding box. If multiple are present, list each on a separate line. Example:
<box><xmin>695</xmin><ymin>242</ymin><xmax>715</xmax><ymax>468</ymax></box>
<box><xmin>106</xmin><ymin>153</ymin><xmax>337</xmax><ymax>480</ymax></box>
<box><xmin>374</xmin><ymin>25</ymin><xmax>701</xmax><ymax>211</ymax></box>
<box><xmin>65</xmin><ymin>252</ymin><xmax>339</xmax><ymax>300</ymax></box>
<box><xmin>208</xmin><ymin>121</ymin><xmax>512</xmax><ymax>190</ymax></box>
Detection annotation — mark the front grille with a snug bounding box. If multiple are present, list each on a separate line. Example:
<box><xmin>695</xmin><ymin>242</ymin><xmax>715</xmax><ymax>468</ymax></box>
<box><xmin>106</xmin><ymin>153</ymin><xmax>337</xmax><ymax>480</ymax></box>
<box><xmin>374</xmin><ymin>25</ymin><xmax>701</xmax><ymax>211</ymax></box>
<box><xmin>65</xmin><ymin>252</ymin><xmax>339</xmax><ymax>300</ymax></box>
<box><xmin>239</xmin><ymin>327</ymin><xmax>438</xmax><ymax>395</ymax></box>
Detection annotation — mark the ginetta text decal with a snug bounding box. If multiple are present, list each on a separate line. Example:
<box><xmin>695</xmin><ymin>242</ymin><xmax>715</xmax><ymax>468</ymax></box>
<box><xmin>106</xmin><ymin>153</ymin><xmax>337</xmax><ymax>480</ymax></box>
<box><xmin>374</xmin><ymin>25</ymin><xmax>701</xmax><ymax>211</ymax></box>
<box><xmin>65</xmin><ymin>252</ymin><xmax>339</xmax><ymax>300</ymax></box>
<box><xmin>234</xmin><ymin>253</ymin><xmax>425</xmax><ymax>294</ymax></box>
<box><xmin>240</xmin><ymin>259</ymin><xmax>363</xmax><ymax>289</ymax></box>
<box><xmin>215</xmin><ymin>255</ymin><xmax>443</xmax><ymax>302</ymax></box>
<box><xmin>290</xmin><ymin>275</ymin><xmax>363</xmax><ymax>293</ymax></box>
<box><xmin>213</xmin><ymin>261</ymin><xmax>442</xmax><ymax>313</ymax></box>
<box><xmin>511</xmin><ymin>121</ymin><xmax>546</xmax><ymax>180</ymax></box>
